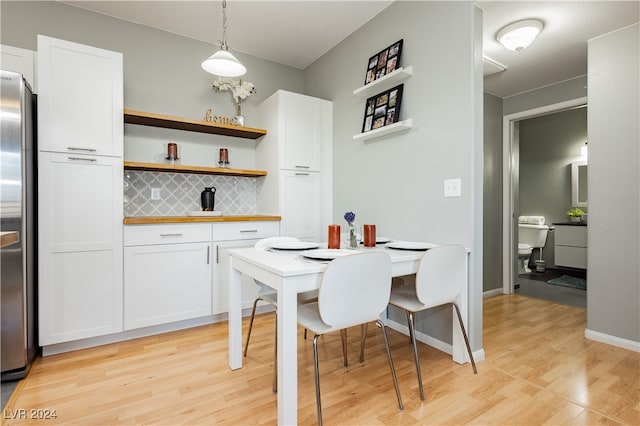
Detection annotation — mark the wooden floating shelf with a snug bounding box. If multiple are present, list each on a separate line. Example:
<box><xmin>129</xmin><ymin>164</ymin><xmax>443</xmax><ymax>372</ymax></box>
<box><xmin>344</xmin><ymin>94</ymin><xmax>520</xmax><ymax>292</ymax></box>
<box><xmin>124</xmin><ymin>161</ymin><xmax>267</xmax><ymax>177</ymax></box>
<box><xmin>124</xmin><ymin>109</ymin><xmax>267</xmax><ymax>139</ymax></box>
<box><xmin>352</xmin><ymin>119</ymin><xmax>413</xmax><ymax>141</ymax></box>
<box><xmin>353</xmin><ymin>66</ymin><xmax>413</xmax><ymax>98</ymax></box>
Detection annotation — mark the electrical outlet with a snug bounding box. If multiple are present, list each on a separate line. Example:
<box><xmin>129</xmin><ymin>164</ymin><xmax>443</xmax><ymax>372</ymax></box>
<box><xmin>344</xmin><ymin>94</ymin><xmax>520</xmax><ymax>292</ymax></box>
<box><xmin>151</xmin><ymin>187</ymin><xmax>161</xmax><ymax>200</ymax></box>
<box><xmin>444</xmin><ymin>178</ymin><xmax>461</xmax><ymax>197</ymax></box>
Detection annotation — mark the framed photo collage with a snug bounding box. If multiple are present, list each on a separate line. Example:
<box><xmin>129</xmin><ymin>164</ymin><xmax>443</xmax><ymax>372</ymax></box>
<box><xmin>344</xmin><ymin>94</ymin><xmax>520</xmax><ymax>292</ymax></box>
<box><xmin>361</xmin><ymin>39</ymin><xmax>404</xmax><ymax>133</ymax></box>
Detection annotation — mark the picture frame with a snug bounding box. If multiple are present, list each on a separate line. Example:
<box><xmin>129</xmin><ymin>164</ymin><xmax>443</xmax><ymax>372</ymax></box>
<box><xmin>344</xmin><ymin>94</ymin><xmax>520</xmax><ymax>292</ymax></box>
<box><xmin>361</xmin><ymin>84</ymin><xmax>404</xmax><ymax>133</ymax></box>
<box><xmin>363</xmin><ymin>39</ymin><xmax>403</xmax><ymax>85</ymax></box>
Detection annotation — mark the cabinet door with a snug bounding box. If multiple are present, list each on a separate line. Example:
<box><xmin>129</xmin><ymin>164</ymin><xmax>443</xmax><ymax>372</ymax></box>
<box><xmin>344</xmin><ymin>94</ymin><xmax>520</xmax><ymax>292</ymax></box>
<box><xmin>213</xmin><ymin>239</ymin><xmax>263</xmax><ymax>315</ymax></box>
<box><xmin>38</xmin><ymin>152</ymin><xmax>123</xmax><ymax>345</ymax></box>
<box><xmin>280</xmin><ymin>92</ymin><xmax>329</xmax><ymax>172</ymax></box>
<box><xmin>124</xmin><ymin>243</ymin><xmax>212</xmax><ymax>330</ymax></box>
<box><xmin>281</xmin><ymin>171</ymin><xmax>321</xmax><ymax>240</ymax></box>
<box><xmin>37</xmin><ymin>35</ymin><xmax>123</xmax><ymax>157</ymax></box>
<box><xmin>39</xmin><ymin>250</ymin><xmax>122</xmax><ymax>345</ymax></box>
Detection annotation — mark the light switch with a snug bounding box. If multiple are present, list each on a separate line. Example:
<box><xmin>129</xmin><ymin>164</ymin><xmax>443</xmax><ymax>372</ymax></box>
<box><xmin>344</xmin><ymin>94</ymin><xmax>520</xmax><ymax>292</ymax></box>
<box><xmin>444</xmin><ymin>178</ymin><xmax>461</xmax><ymax>197</ymax></box>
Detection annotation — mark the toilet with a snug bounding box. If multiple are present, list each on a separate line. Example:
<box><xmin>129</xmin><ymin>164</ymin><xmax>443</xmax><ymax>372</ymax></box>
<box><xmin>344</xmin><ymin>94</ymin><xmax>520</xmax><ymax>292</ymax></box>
<box><xmin>518</xmin><ymin>217</ymin><xmax>550</xmax><ymax>274</ymax></box>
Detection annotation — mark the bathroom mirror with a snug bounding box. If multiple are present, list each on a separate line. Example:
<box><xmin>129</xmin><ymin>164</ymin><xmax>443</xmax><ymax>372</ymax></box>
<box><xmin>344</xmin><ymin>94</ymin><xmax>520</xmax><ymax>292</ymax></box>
<box><xmin>571</xmin><ymin>160</ymin><xmax>588</xmax><ymax>207</ymax></box>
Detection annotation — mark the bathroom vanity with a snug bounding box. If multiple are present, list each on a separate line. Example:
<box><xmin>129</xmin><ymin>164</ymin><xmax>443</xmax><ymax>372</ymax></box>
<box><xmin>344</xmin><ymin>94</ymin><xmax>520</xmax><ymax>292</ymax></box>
<box><xmin>554</xmin><ymin>223</ymin><xmax>588</xmax><ymax>269</ymax></box>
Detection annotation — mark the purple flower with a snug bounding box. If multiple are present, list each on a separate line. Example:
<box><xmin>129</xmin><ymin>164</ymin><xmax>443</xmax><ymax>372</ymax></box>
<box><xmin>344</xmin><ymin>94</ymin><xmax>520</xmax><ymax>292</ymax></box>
<box><xmin>344</xmin><ymin>211</ymin><xmax>355</xmax><ymax>225</ymax></box>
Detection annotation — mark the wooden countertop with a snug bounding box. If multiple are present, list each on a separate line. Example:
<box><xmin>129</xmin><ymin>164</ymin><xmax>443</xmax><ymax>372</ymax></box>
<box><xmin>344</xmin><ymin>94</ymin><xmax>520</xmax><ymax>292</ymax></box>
<box><xmin>124</xmin><ymin>215</ymin><xmax>281</xmax><ymax>225</ymax></box>
<box><xmin>0</xmin><ymin>231</ymin><xmax>19</xmax><ymax>248</ymax></box>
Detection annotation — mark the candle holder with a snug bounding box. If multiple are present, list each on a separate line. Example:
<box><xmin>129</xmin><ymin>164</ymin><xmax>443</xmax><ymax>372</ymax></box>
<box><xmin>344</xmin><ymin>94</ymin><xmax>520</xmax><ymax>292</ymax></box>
<box><xmin>166</xmin><ymin>143</ymin><xmax>179</xmax><ymax>164</ymax></box>
<box><xmin>218</xmin><ymin>148</ymin><xmax>229</xmax><ymax>168</ymax></box>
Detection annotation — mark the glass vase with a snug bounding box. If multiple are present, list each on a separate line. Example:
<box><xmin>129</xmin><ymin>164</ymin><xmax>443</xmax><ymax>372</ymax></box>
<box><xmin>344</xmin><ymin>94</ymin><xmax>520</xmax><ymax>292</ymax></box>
<box><xmin>348</xmin><ymin>224</ymin><xmax>358</xmax><ymax>249</ymax></box>
<box><xmin>235</xmin><ymin>99</ymin><xmax>244</xmax><ymax>126</ymax></box>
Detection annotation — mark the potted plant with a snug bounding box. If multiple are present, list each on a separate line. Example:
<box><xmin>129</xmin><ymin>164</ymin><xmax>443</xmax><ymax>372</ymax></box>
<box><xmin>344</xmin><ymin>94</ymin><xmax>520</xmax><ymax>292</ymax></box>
<box><xmin>566</xmin><ymin>207</ymin><xmax>584</xmax><ymax>223</ymax></box>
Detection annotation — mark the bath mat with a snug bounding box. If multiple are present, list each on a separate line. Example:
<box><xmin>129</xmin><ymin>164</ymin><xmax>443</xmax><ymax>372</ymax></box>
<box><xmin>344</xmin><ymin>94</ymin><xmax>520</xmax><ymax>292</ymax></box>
<box><xmin>547</xmin><ymin>275</ymin><xmax>586</xmax><ymax>290</ymax></box>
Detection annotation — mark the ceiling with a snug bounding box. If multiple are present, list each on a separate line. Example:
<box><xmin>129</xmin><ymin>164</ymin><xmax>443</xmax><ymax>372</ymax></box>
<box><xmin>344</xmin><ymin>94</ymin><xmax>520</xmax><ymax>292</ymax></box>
<box><xmin>62</xmin><ymin>1</ymin><xmax>639</xmax><ymax>98</ymax></box>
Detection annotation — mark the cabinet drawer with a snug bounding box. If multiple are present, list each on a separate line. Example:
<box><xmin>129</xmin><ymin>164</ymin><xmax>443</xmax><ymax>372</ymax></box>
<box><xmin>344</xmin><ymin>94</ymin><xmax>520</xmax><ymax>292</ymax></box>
<box><xmin>212</xmin><ymin>221</ymin><xmax>279</xmax><ymax>241</ymax></box>
<box><xmin>555</xmin><ymin>246</ymin><xmax>588</xmax><ymax>269</ymax></box>
<box><xmin>555</xmin><ymin>226</ymin><xmax>587</xmax><ymax>247</ymax></box>
<box><xmin>125</xmin><ymin>223</ymin><xmax>212</xmax><ymax>246</ymax></box>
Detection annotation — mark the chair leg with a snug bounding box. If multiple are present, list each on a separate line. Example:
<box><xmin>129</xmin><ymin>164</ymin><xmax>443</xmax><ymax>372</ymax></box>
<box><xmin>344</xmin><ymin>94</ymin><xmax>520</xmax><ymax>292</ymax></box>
<box><xmin>312</xmin><ymin>334</ymin><xmax>323</xmax><ymax>426</ymax></box>
<box><xmin>407</xmin><ymin>311</ymin><xmax>425</xmax><ymax>400</ymax></box>
<box><xmin>377</xmin><ymin>319</ymin><xmax>404</xmax><ymax>411</ymax></box>
<box><xmin>451</xmin><ymin>303</ymin><xmax>478</xmax><ymax>374</ymax></box>
<box><xmin>243</xmin><ymin>297</ymin><xmax>262</xmax><ymax>357</ymax></box>
<box><xmin>304</xmin><ymin>328</ymin><xmax>308</xmax><ymax>340</ymax></box>
<box><xmin>340</xmin><ymin>329</ymin><xmax>348</xmax><ymax>368</ymax></box>
<box><xmin>405</xmin><ymin>310</ymin><xmax>414</xmax><ymax>344</ymax></box>
<box><xmin>272</xmin><ymin>314</ymin><xmax>278</xmax><ymax>393</ymax></box>
<box><xmin>359</xmin><ymin>323</ymin><xmax>368</xmax><ymax>363</ymax></box>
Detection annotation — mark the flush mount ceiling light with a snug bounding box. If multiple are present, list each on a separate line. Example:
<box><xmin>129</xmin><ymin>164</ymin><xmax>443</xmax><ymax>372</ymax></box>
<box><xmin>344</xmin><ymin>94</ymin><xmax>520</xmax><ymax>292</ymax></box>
<box><xmin>496</xmin><ymin>19</ymin><xmax>544</xmax><ymax>52</ymax></box>
<box><xmin>202</xmin><ymin>0</ymin><xmax>246</xmax><ymax>77</ymax></box>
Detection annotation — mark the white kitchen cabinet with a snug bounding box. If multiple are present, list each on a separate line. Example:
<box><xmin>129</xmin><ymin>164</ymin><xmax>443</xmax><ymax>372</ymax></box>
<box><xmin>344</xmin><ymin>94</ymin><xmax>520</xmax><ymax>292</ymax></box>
<box><xmin>212</xmin><ymin>221</ymin><xmax>279</xmax><ymax>314</ymax></box>
<box><xmin>124</xmin><ymin>224</ymin><xmax>213</xmax><ymax>330</ymax></box>
<box><xmin>38</xmin><ymin>153</ymin><xmax>123</xmax><ymax>345</ymax></box>
<box><xmin>257</xmin><ymin>90</ymin><xmax>332</xmax><ymax>241</ymax></box>
<box><xmin>37</xmin><ymin>36</ymin><xmax>123</xmax><ymax>347</ymax></box>
<box><xmin>37</xmin><ymin>35</ymin><xmax>123</xmax><ymax>157</ymax></box>
<box><xmin>554</xmin><ymin>225</ymin><xmax>588</xmax><ymax>269</ymax></box>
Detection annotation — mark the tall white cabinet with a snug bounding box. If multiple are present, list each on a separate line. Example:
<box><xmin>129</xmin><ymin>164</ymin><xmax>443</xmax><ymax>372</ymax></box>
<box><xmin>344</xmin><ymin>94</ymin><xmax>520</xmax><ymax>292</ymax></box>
<box><xmin>257</xmin><ymin>90</ymin><xmax>332</xmax><ymax>241</ymax></box>
<box><xmin>37</xmin><ymin>36</ymin><xmax>124</xmax><ymax>346</ymax></box>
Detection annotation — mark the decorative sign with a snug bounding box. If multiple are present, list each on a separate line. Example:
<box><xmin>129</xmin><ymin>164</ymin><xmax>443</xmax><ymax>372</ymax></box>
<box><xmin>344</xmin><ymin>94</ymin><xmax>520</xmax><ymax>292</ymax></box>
<box><xmin>361</xmin><ymin>84</ymin><xmax>404</xmax><ymax>133</ymax></box>
<box><xmin>363</xmin><ymin>39</ymin><xmax>403</xmax><ymax>85</ymax></box>
<box><xmin>204</xmin><ymin>108</ymin><xmax>241</xmax><ymax>125</ymax></box>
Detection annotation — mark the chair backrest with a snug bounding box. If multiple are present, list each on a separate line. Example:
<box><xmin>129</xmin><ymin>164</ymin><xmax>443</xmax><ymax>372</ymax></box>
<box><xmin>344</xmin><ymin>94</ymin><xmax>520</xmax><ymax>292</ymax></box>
<box><xmin>415</xmin><ymin>244</ymin><xmax>467</xmax><ymax>308</ymax></box>
<box><xmin>254</xmin><ymin>236</ymin><xmax>299</xmax><ymax>250</ymax></box>
<box><xmin>318</xmin><ymin>252</ymin><xmax>392</xmax><ymax>329</ymax></box>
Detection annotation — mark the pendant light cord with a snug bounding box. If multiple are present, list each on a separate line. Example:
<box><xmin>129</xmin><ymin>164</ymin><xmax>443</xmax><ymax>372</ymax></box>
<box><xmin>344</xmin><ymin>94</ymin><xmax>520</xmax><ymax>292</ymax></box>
<box><xmin>220</xmin><ymin>0</ymin><xmax>229</xmax><ymax>51</ymax></box>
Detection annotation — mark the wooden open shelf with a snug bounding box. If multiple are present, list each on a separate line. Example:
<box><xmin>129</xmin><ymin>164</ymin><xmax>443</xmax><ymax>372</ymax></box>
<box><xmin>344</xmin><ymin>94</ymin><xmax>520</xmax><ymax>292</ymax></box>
<box><xmin>124</xmin><ymin>109</ymin><xmax>267</xmax><ymax>139</ymax></box>
<box><xmin>124</xmin><ymin>161</ymin><xmax>267</xmax><ymax>177</ymax></box>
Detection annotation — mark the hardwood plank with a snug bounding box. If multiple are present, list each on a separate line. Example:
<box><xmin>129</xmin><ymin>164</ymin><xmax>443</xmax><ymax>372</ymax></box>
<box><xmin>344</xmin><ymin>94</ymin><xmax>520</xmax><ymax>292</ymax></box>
<box><xmin>4</xmin><ymin>295</ymin><xmax>639</xmax><ymax>425</ymax></box>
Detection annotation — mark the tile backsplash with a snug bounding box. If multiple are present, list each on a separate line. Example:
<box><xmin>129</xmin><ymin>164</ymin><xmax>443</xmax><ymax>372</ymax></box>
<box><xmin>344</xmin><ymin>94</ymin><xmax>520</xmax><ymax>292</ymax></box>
<box><xmin>124</xmin><ymin>171</ymin><xmax>259</xmax><ymax>217</ymax></box>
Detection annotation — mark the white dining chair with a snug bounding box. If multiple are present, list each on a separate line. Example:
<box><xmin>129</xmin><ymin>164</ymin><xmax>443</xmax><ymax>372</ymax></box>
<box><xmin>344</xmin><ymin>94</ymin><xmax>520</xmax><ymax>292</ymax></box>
<box><xmin>388</xmin><ymin>244</ymin><xmax>477</xmax><ymax>401</ymax></box>
<box><xmin>298</xmin><ymin>251</ymin><xmax>403</xmax><ymax>426</ymax></box>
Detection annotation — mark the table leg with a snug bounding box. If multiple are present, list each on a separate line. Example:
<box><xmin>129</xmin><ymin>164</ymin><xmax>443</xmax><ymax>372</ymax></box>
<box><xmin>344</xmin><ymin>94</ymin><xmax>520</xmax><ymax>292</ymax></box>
<box><xmin>228</xmin><ymin>261</ymin><xmax>242</xmax><ymax>370</ymax></box>
<box><xmin>277</xmin><ymin>279</ymin><xmax>298</xmax><ymax>425</ymax></box>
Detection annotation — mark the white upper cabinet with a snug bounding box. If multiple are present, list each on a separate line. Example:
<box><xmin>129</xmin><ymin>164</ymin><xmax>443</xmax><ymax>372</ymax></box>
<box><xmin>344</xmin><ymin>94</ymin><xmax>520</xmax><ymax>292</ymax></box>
<box><xmin>37</xmin><ymin>35</ymin><xmax>123</xmax><ymax>157</ymax></box>
<box><xmin>279</xmin><ymin>91</ymin><xmax>330</xmax><ymax>172</ymax></box>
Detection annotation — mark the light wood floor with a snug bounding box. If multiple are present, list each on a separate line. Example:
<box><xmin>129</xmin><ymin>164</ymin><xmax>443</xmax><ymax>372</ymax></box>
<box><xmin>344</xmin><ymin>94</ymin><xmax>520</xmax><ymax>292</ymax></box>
<box><xmin>4</xmin><ymin>294</ymin><xmax>639</xmax><ymax>425</ymax></box>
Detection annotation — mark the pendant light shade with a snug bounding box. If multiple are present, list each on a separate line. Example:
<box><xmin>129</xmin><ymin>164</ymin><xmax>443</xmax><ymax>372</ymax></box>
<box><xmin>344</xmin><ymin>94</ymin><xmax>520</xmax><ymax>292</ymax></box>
<box><xmin>202</xmin><ymin>0</ymin><xmax>246</xmax><ymax>77</ymax></box>
<box><xmin>202</xmin><ymin>49</ymin><xmax>246</xmax><ymax>77</ymax></box>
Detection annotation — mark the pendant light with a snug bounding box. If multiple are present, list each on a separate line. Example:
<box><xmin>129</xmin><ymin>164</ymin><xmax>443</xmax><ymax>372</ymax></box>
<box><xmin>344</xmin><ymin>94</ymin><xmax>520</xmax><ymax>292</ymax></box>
<box><xmin>202</xmin><ymin>0</ymin><xmax>246</xmax><ymax>77</ymax></box>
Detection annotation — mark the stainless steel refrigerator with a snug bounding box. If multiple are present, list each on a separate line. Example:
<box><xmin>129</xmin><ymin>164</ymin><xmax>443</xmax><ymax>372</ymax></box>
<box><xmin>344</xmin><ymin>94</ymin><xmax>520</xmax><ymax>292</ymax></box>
<box><xmin>1</xmin><ymin>70</ymin><xmax>37</xmax><ymax>381</ymax></box>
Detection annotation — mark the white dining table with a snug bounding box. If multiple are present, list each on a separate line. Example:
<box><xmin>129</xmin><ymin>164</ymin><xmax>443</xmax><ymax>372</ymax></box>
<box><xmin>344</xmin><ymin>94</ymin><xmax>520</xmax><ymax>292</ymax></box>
<box><xmin>227</xmin><ymin>243</ymin><xmax>470</xmax><ymax>425</ymax></box>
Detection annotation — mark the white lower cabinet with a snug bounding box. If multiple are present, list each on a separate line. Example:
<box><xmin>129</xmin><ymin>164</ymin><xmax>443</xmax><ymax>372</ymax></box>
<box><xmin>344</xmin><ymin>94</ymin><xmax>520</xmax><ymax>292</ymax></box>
<box><xmin>124</xmin><ymin>224</ymin><xmax>212</xmax><ymax>330</ymax></box>
<box><xmin>212</xmin><ymin>222</ymin><xmax>279</xmax><ymax>314</ymax></box>
<box><xmin>281</xmin><ymin>171</ymin><xmax>321</xmax><ymax>240</ymax></box>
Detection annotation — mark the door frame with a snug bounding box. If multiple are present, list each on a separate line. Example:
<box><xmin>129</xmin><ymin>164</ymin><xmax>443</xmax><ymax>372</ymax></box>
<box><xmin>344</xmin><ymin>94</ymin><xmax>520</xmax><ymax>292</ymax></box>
<box><xmin>501</xmin><ymin>96</ymin><xmax>588</xmax><ymax>294</ymax></box>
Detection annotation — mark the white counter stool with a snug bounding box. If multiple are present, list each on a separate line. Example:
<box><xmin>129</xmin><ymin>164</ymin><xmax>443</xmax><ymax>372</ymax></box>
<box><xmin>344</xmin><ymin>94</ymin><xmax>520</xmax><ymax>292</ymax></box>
<box><xmin>388</xmin><ymin>244</ymin><xmax>477</xmax><ymax>400</ymax></box>
<box><xmin>298</xmin><ymin>252</ymin><xmax>403</xmax><ymax>425</ymax></box>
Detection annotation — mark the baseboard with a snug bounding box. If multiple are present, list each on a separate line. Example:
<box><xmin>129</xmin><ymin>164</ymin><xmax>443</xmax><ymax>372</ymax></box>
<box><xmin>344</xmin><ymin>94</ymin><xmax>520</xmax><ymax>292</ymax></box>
<box><xmin>386</xmin><ymin>319</ymin><xmax>485</xmax><ymax>363</ymax></box>
<box><xmin>585</xmin><ymin>328</ymin><xmax>640</xmax><ymax>352</ymax></box>
<box><xmin>483</xmin><ymin>288</ymin><xmax>503</xmax><ymax>298</ymax></box>
<box><xmin>42</xmin><ymin>304</ymin><xmax>275</xmax><ymax>356</ymax></box>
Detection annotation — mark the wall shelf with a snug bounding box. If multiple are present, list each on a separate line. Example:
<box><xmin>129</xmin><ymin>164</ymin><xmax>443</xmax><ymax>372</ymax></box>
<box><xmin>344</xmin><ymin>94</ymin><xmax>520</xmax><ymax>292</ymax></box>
<box><xmin>352</xmin><ymin>119</ymin><xmax>413</xmax><ymax>141</ymax></box>
<box><xmin>124</xmin><ymin>109</ymin><xmax>267</xmax><ymax>139</ymax></box>
<box><xmin>124</xmin><ymin>161</ymin><xmax>267</xmax><ymax>177</ymax></box>
<box><xmin>353</xmin><ymin>66</ymin><xmax>413</xmax><ymax>98</ymax></box>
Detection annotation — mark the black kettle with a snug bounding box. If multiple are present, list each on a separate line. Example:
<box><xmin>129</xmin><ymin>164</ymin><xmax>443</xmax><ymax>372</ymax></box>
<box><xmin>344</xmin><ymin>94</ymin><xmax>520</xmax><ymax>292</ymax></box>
<box><xmin>201</xmin><ymin>187</ymin><xmax>216</xmax><ymax>211</ymax></box>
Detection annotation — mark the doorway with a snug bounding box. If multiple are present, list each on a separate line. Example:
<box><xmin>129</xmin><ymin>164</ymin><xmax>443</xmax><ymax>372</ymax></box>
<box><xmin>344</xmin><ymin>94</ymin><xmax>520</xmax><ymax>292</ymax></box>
<box><xmin>501</xmin><ymin>96</ymin><xmax>588</xmax><ymax>296</ymax></box>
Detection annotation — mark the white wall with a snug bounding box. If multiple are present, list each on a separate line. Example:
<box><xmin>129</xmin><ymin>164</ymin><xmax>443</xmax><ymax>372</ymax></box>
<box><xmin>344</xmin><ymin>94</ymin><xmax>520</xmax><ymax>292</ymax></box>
<box><xmin>304</xmin><ymin>1</ymin><xmax>484</xmax><ymax>349</ymax></box>
<box><xmin>587</xmin><ymin>23</ymin><xmax>640</xmax><ymax>347</ymax></box>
